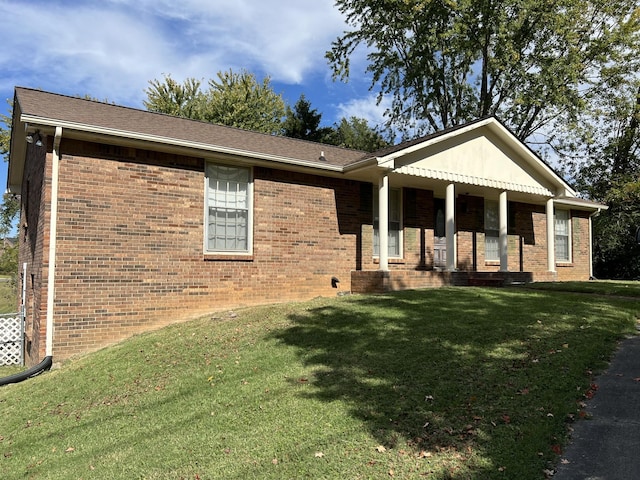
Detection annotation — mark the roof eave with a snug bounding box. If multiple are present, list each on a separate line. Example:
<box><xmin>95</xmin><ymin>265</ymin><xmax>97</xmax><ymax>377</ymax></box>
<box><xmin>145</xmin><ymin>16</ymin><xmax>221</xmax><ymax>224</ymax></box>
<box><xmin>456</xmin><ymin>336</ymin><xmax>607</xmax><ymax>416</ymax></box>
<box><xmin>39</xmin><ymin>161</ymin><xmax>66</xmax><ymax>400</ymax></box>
<box><xmin>554</xmin><ymin>196</ymin><xmax>608</xmax><ymax>212</ymax></box>
<box><xmin>19</xmin><ymin>114</ymin><xmax>345</xmax><ymax>174</ymax></box>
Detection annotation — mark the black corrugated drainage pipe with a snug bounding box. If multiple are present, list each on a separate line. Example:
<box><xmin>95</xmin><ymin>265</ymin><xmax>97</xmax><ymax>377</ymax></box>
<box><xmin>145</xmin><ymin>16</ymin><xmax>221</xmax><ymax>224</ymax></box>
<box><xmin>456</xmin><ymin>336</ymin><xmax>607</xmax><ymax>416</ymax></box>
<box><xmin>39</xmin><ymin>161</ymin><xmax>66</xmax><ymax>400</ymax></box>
<box><xmin>0</xmin><ymin>356</ymin><xmax>52</xmax><ymax>387</ymax></box>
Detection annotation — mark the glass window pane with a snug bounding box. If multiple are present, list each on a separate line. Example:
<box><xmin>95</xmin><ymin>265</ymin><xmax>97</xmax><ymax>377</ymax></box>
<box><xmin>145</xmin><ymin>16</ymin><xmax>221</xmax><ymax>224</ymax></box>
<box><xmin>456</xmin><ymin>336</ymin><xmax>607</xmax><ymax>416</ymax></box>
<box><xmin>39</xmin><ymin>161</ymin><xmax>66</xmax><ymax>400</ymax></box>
<box><xmin>485</xmin><ymin>200</ymin><xmax>499</xmax><ymax>261</ymax></box>
<box><xmin>554</xmin><ymin>210</ymin><xmax>570</xmax><ymax>261</ymax></box>
<box><xmin>485</xmin><ymin>200</ymin><xmax>499</xmax><ymax>230</ymax></box>
<box><xmin>206</xmin><ymin>164</ymin><xmax>250</xmax><ymax>252</ymax></box>
<box><xmin>373</xmin><ymin>188</ymin><xmax>401</xmax><ymax>257</ymax></box>
<box><xmin>485</xmin><ymin>235</ymin><xmax>499</xmax><ymax>261</ymax></box>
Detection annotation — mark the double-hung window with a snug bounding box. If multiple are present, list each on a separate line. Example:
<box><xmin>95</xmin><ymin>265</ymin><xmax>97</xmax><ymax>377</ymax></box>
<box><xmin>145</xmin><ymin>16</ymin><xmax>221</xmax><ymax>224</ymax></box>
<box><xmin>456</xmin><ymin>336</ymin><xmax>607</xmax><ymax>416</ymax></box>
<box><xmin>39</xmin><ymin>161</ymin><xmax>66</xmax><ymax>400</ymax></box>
<box><xmin>373</xmin><ymin>188</ymin><xmax>402</xmax><ymax>257</ymax></box>
<box><xmin>484</xmin><ymin>200</ymin><xmax>499</xmax><ymax>261</ymax></box>
<box><xmin>205</xmin><ymin>163</ymin><xmax>252</xmax><ymax>253</ymax></box>
<box><xmin>555</xmin><ymin>209</ymin><xmax>571</xmax><ymax>262</ymax></box>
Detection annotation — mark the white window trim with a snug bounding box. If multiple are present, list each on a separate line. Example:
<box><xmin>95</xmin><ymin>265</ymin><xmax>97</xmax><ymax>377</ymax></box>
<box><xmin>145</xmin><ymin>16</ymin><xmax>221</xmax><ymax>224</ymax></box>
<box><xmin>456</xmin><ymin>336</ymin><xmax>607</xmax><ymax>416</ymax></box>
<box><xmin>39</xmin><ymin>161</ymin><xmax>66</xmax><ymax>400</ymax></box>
<box><xmin>373</xmin><ymin>187</ymin><xmax>403</xmax><ymax>258</ymax></box>
<box><xmin>203</xmin><ymin>162</ymin><xmax>254</xmax><ymax>256</ymax></box>
<box><xmin>554</xmin><ymin>209</ymin><xmax>571</xmax><ymax>263</ymax></box>
<box><xmin>484</xmin><ymin>199</ymin><xmax>499</xmax><ymax>261</ymax></box>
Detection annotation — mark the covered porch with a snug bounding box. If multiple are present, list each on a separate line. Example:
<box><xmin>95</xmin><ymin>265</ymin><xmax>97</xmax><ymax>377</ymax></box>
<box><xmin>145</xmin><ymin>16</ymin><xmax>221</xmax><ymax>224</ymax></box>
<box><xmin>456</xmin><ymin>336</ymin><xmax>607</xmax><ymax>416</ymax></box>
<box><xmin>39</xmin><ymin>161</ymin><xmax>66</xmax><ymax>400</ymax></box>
<box><xmin>345</xmin><ymin>118</ymin><xmax>605</xmax><ymax>293</ymax></box>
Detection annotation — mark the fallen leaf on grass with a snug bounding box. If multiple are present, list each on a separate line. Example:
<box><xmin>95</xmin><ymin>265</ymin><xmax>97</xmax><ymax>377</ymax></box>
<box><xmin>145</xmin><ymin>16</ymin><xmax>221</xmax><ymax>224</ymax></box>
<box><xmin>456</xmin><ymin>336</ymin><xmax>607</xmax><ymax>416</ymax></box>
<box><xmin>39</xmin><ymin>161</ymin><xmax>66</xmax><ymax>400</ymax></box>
<box><xmin>376</xmin><ymin>445</ymin><xmax>387</xmax><ymax>453</ymax></box>
<box><xmin>314</xmin><ymin>452</ymin><xmax>324</xmax><ymax>458</ymax></box>
<box><xmin>65</xmin><ymin>447</ymin><xmax>75</xmax><ymax>453</ymax></box>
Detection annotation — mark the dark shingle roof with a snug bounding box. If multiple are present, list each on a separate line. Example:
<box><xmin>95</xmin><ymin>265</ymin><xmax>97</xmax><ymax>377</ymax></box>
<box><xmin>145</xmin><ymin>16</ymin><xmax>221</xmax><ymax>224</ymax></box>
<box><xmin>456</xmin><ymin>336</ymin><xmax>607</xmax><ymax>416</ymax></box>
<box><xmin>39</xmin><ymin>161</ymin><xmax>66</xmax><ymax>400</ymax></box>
<box><xmin>14</xmin><ymin>87</ymin><xmax>368</xmax><ymax>167</ymax></box>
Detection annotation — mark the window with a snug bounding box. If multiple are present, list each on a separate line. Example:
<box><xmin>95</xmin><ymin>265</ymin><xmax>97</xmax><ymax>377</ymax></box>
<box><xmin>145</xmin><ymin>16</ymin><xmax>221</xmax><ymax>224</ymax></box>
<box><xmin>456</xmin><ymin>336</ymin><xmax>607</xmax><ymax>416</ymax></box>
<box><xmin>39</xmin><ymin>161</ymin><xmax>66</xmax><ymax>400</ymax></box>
<box><xmin>555</xmin><ymin>209</ymin><xmax>571</xmax><ymax>262</ymax></box>
<box><xmin>373</xmin><ymin>188</ymin><xmax>401</xmax><ymax>257</ymax></box>
<box><xmin>484</xmin><ymin>200</ymin><xmax>499</xmax><ymax>261</ymax></box>
<box><xmin>205</xmin><ymin>163</ymin><xmax>252</xmax><ymax>253</ymax></box>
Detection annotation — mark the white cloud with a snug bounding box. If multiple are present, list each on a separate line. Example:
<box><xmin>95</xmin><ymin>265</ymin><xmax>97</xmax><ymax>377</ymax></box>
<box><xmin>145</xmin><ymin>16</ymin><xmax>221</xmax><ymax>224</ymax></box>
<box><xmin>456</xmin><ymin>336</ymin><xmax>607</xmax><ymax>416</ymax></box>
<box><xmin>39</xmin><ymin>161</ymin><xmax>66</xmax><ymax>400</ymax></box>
<box><xmin>336</xmin><ymin>94</ymin><xmax>391</xmax><ymax>128</ymax></box>
<box><xmin>0</xmin><ymin>0</ymin><xmax>351</xmax><ymax>107</ymax></box>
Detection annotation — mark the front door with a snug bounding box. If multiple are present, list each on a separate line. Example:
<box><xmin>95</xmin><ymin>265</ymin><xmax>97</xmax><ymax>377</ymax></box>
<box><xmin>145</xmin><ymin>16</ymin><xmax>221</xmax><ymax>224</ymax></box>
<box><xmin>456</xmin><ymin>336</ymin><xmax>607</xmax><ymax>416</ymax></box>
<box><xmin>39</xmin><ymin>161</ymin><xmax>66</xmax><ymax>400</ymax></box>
<box><xmin>434</xmin><ymin>199</ymin><xmax>446</xmax><ymax>268</ymax></box>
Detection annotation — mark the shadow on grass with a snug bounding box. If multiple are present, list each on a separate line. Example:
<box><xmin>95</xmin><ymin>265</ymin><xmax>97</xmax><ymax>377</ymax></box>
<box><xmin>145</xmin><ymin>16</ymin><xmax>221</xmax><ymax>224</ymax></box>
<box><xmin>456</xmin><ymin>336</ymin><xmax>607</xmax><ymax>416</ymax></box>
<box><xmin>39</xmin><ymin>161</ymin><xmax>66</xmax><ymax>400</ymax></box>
<box><xmin>272</xmin><ymin>287</ymin><xmax>639</xmax><ymax>478</ymax></box>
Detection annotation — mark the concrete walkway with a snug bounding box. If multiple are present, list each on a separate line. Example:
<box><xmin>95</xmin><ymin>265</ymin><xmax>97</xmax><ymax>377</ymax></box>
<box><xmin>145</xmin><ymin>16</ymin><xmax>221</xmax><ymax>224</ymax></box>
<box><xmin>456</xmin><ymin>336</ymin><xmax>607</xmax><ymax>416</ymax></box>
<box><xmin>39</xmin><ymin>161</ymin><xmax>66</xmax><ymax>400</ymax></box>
<box><xmin>553</xmin><ymin>335</ymin><xmax>640</xmax><ymax>480</ymax></box>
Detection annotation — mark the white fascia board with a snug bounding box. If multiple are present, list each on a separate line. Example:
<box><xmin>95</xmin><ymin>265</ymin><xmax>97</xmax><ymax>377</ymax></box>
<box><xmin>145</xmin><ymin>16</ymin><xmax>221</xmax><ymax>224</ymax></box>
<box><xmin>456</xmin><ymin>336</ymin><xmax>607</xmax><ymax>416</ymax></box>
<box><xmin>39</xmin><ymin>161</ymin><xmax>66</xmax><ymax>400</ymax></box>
<box><xmin>554</xmin><ymin>197</ymin><xmax>608</xmax><ymax>211</ymax></box>
<box><xmin>342</xmin><ymin>156</ymin><xmax>378</xmax><ymax>172</ymax></box>
<box><xmin>20</xmin><ymin>114</ymin><xmax>344</xmax><ymax>173</ymax></box>
<box><xmin>376</xmin><ymin>118</ymin><xmax>496</xmax><ymax>164</ymax></box>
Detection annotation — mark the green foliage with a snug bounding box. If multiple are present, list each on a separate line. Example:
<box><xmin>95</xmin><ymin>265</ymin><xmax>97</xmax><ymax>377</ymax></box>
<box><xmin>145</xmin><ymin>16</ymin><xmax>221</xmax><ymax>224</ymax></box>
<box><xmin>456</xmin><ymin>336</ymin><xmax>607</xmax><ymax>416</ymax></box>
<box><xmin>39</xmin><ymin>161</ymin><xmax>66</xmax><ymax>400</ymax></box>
<box><xmin>328</xmin><ymin>0</ymin><xmax>640</xmax><ymax>142</ymax></box>
<box><xmin>1</xmin><ymin>99</ymin><xmax>12</xmax><ymax>162</ymax></box>
<box><xmin>0</xmin><ymin>193</ymin><xmax>19</xmax><ymax>239</ymax></box>
<box><xmin>323</xmin><ymin>116</ymin><xmax>390</xmax><ymax>151</ymax></box>
<box><xmin>0</xmin><ymin>276</ymin><xmax>17</xmax><ymax>313</ymax></box>
<box><xmin>281</xmin><ymin>94</ymin><xmax>332</xmax><ymax>141</ymax></box>
<box><xmin>592</xmin><ymin>179</ymin><xmax>640</xmax><ymax>279</ymax></box>
<box><xmin>564</xmin><ymin>81</ymin><xmax>640</xmax><ymax>279</ymax></box>
<box><xmin>0</xmin><ymin>102</ymin><xmax>19</xmax><ymax>247</ymax></box>
<box><xmin>202</xmin><ymin>69</ymin><xmax>286</xmax><ymax>134</ymax></box>
<box><xmin>0</xmin><ymin>242</ymin><xmax>17</xmax><ymax>276</ymax></box>
<box><xmin>145</xmin><ymin>70</ymin><xmax>286</xmax><ymax>135</ymax></box>
<box><xmin>0</xmin><ymin>288</ymin><xmax>637</xmax><ymax>479</ymax></box>
<box><xmin>144</xmin><ymin>75</ymin><xmax>206</xmax><ymax>119</ymax></box>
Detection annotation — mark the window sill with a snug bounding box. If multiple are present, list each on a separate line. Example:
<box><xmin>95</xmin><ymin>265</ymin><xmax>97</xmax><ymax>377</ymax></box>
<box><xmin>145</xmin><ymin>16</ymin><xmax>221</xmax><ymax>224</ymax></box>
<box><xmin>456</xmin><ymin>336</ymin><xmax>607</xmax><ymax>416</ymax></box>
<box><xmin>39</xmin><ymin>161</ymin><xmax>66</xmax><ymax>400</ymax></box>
<box><xmin>485</xmin><ymin>260</ymin><xmax>500</xmax><ymax>266</ymax></box>
<box><xmin>556</xmin><ymin>262</ymin><xmax>573</xmax><ymax>268</ymax></box>
<box><xmin>204</xmin><ymin>253</ymin><xmax>254</xmax><ymax>262</ymax></box>
<box><xmin>373</xmin><ymin>257</ymin><xmax>405</xmax><ymax>265</ymax></box>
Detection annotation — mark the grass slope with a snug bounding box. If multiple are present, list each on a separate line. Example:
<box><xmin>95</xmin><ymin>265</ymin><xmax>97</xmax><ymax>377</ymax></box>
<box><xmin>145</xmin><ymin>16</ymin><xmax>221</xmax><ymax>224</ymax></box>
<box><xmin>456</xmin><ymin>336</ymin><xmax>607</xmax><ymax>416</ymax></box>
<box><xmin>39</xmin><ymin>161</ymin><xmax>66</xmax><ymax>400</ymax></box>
<box><xmin>1</xmin><ymin>286</ymin><xmax>639</xmax><ymax>479</ymax></box>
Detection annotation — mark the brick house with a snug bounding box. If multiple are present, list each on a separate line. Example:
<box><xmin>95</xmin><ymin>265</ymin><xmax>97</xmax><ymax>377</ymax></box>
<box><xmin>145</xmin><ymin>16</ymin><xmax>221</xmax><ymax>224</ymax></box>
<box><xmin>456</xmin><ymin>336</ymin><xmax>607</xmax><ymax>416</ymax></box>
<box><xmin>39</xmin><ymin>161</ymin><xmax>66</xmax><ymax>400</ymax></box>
<box><xmin>8</xmin><ymin>87</ymin><xmax>605</xmax><ymax>366</ymax></box>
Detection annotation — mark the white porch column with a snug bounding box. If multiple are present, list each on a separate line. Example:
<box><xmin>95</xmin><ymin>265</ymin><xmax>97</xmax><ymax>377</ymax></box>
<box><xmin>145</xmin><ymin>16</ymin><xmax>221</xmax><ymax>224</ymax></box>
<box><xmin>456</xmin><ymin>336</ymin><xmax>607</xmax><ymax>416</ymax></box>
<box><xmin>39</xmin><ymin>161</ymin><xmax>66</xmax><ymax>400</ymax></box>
<box><xmin>546</xmin><ymin>198</ymin><xmax>556</xmax><ymax>272</ymax></box>
<box><xmin>445</xmin><ymin>183</ymin><xmax>456</xmax><ymax>271</ymax></box>
<box><xmin>378</xmin><ymin>174</ymin><xmax>389</xmax><ymax>271</ymax></box>
<box><xmin>499</xmin><ymin>191</ymin><xmax>508</xmax><ymax>272</ymax></box>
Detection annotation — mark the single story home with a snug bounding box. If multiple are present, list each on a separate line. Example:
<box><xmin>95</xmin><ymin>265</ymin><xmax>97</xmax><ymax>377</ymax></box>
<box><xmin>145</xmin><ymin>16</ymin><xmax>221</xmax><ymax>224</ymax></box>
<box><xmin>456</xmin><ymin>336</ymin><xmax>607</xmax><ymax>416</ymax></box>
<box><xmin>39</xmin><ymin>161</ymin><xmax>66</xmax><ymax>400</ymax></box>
<box><xmin>8</xmin><ymin>87</ymin><xmax>605</xmax><ymax>366</ymax></box>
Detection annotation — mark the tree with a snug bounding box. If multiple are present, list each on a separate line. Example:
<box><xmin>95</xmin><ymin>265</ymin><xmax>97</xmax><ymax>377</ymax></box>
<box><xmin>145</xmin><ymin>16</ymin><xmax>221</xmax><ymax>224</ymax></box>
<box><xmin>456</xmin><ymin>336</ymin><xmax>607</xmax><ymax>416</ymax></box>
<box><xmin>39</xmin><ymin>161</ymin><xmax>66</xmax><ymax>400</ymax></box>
<box><xmin>322</xmin><ymin>116</ymin><xmax>390</xmax><ymax>151</ymax></box>
<box><xmin>327</xmin><ymin>0</ymin><xmax>640</xmax><ymax>143</ymax></box>
<box><xmin>592</xmin><ymin>179</ymin><xmax>640</xmax><ymax>279</ymax></box>
<box><xmin>0</xmin><ymin>102</ymin><xmax>19</xmax><ymax>238</ymax></box>
<box><xmin>0</xmin><ymin>100</ymin><xmax>19</xmax><ymax>277</ymax></box>
<box><xmin>282</xmin><ymin>94</ymin><xmax>332</xmax><ymax>142</ymax></box>
<box><xmin>202</xmin><ymin>69</ymin><xmax>286</xmax><ymax>134</ymax></box>
<box><xmin>144</xmin><ymin>70</ymin><xmax>286</xmax><ymax>135</ymax></box>
<box><xmin>144</xmin><ymin>75</ymin><xmax>205</xmax><ymax>119</ymax></box>
<box><xmin>567</xmin><ymin>82</ymin><xmax>640</xmax><ymax>279</ymax></box>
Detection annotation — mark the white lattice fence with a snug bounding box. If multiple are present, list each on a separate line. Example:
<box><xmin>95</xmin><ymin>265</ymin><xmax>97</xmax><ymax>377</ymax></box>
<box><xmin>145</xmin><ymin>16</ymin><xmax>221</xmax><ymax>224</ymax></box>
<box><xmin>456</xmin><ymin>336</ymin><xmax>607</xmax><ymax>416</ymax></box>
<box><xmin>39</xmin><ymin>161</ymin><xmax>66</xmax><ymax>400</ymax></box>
<box><xmin>0</xmin><ymin>313</ymin><xmax>22</xmax><ymax>366</ymax></box>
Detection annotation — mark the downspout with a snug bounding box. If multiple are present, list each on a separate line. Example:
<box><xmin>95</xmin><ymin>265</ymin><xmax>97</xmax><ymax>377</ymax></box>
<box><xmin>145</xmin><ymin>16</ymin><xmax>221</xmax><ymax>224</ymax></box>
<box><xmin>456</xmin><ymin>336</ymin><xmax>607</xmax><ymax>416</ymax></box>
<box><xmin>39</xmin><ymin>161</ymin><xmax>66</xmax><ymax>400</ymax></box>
<box><xmin>0</xmin><ymin>127</ymin><xmax>61</xmax><ymax>386</ymax></box>
<box><xmin>589</xmin><ymin>208</ymin><xmax>602</xmax><ymax>280</ymax></box>
<box><xmin>45</xmin><ymin>126</ymin><xmax>63</xmax><ymax>359</ymax></box>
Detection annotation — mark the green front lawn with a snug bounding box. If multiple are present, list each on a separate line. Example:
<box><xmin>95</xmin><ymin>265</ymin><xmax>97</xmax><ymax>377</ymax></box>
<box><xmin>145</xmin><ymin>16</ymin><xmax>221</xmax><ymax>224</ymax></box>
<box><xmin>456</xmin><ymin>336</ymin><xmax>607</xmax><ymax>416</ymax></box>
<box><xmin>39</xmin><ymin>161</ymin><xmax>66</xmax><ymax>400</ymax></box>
<box><xmin>1</xmin><ymin>285</ymin><xmax>638</xmax><ymax>479</ymax></box>
<box><xmin>525</xmin><ymin>280</ymin><xmax>640</xmax><ymax>297</ymax></box>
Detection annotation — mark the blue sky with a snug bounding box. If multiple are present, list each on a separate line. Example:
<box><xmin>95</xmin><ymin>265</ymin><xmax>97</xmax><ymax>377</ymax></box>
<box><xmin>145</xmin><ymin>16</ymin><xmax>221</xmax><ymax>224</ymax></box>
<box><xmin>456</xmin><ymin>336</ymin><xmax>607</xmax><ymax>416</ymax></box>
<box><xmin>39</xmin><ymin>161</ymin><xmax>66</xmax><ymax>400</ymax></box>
<box><xmin>0</xmin><ymin>0</ymin><xmax>389</xmax><ymax>192</ymax></box>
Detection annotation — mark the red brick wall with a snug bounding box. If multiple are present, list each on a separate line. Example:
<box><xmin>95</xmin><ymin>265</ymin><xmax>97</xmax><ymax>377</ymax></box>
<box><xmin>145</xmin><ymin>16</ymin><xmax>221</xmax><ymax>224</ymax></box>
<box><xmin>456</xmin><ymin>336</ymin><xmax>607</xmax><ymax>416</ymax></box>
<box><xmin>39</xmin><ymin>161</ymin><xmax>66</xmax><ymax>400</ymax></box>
<box><xmin>18</xmin><ymin>137</ymin><xmax>51</xmax><ymax>365</ymax></box>
<box><xmin>35</xmin><ymin>139</ymin><xmax>370</xmax><ymax>362</ymax></box>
